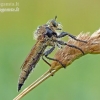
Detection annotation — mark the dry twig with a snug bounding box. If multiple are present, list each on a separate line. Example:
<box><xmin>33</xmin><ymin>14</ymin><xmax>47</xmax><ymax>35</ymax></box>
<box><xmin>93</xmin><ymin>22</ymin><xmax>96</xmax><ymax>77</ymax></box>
<box><xmin>13</xmin><ymin>29</ymin><xmax>100</xmax><ymax>100</ymax></box>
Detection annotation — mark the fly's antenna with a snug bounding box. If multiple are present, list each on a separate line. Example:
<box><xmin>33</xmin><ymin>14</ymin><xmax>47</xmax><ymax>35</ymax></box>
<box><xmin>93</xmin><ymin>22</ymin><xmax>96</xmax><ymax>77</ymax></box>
<box><xmin>55</xmin><ymin>16</ymin><xmax>57</xmax><ymax>20</ymax></box>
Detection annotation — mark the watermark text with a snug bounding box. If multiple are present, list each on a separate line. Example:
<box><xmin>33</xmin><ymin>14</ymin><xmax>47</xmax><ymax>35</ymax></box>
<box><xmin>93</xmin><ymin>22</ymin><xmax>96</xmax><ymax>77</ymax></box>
<box><xmin>0</xmin><ymin>2</ymin><xmax>19</xmax><ymax>13</ymax></box>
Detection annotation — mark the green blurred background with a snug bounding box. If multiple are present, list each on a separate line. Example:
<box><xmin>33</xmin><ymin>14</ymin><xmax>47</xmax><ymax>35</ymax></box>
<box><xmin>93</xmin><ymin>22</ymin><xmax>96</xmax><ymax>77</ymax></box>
<box><xmin>0</xmin><ymin>0</ymin><xmax>100</xmax><ymax>100</ymax></box>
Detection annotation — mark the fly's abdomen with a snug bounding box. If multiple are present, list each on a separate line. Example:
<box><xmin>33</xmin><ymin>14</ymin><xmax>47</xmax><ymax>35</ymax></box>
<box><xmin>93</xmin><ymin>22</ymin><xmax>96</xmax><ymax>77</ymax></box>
<box><xmin>18</xmin><ymin>67</ymin><xmax>32</xmax><ymax>91</ymax></box>
<box><xmin>18</xmin><ymin>54</ymin><xmax>41</xmax><ymax>91</ymax></box>
<box><xmin>18</xmin><ymin>39</ymin><xmax>46</xmax><ymax>91</ymax></box>
<box><xmin>18</xmin><ymin>63</ymin><xmax>36</xmax><ymax>91</ymax></box>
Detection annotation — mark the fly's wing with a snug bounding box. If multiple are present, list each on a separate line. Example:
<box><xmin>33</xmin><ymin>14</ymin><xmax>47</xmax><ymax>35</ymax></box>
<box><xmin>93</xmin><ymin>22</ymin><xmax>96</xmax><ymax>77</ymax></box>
<box><xmin>18</xmin><ymin>26</ymin><xmax>47</xmax><ymax>91</ymax></box>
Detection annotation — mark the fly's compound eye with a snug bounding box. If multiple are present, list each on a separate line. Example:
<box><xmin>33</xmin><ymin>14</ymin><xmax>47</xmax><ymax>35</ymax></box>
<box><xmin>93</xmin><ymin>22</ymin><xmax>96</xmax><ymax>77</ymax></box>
<box><xmin>51</xmin><ymin>20</ymin><xmax>58</xmax><ymax>27</ymax></box>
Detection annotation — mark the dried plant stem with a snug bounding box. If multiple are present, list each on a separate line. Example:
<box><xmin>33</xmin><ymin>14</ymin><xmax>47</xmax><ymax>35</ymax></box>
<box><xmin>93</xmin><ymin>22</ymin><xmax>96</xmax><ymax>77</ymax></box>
<box><xmin>13</xmin><ymin>70</ymin><xmax>56</xmax><ymax>100</ymax></box>
<box><xmin>13</xmin><ymin>29</ymin><xmax>100</xmax><ymax>100</ymax></box>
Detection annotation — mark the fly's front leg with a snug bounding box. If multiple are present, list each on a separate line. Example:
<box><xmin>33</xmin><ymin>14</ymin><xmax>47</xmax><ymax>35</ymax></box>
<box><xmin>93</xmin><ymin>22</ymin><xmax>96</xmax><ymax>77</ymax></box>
<box><xmin>57</xmin><ymin>40</ymin><xmax>84</xmax><ymax>54</ymax></box>
<box><xmin>57</xmin><ymin>32</ymin><xmax>87</xmax><ymax>43</ymax></box>
<box><xmin>42</xmin><ymin>46</ymin><xmax>66</xmax><ymax>69</ymax></box>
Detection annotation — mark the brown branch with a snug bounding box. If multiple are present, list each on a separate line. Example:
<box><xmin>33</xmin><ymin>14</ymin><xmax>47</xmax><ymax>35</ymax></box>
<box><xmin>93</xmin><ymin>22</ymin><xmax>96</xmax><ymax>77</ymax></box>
<box><xmin>50</xmin><ymin>29</ymin><xmax>100</xmax><ymax>71</ymax></box>
<box><xmin>13</xmin><ymin>29</ymin><xmax>100</xmax><ymax>100</ymax></box>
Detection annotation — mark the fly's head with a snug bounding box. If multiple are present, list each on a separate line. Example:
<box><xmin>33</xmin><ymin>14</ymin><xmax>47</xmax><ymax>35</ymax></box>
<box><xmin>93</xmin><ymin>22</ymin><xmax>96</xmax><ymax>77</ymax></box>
<box><xmin>34</xmin><ymin>16</ymin><xmax>63</xmax><ymax>45</ymax></box>
<box><xmin>46</xmin><ymin>16</ymin><xmax>63</xmax><ymax>32</ymax></box>
<box><xmin>44</xmin><ymin>16</ymin><xmax>63</xmax><ymax>46</ymax></box>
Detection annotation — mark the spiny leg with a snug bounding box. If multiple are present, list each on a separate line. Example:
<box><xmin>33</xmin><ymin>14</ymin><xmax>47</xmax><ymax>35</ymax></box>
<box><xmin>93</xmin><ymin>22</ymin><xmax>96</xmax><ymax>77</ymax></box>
<box><xmin>42</xmin><ymin>56</ymin><xmax>51</xmax><ymax>66</ymax></box>
<box><xmin>56</xmin><ymin>40</ymin><xmax>84</xmax><ymax>54</ymax></box>
<box><xmin>42</xmin><ymin>46</ymin><xmax>66</xmax><ymax>68</ymax></box>
<box><xmin>57</xmin><ymin>32</ymin><xmax>87</xmax><ymax>43</ymax></box>
<box><xmin>45</xmin><ymin>56</ymin><xmax>66</xmax><ymax>68</ymax></box>
<box><xmin>42</xmin><ymin>46</ymin><xmax>55</xmax><ymax>67</ymax></box>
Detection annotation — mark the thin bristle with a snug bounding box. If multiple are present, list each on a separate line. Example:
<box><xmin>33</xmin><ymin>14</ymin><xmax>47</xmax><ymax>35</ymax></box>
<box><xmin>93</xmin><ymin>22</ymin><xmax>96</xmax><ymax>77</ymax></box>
<box><xmin>55</xmin><ymin>16</ymin><xmax>57</xmax><ymax>20</ymax></box>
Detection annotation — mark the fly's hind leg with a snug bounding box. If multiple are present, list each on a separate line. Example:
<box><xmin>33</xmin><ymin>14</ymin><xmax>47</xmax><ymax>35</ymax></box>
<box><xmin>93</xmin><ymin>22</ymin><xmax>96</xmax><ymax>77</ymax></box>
<box><xmin>42</xmin><ymin>56</ymin><xmax>51</xmax><ymax>67</ymax></box>
<box><xmin>57</xmin><ymin>40</ymin><xmax>85</xmax><ymax>54</ymax></box>
<box><xmin>42</xmin><ymin>46</ymin><xmax>66</xmax><ymax>70</ymax></box>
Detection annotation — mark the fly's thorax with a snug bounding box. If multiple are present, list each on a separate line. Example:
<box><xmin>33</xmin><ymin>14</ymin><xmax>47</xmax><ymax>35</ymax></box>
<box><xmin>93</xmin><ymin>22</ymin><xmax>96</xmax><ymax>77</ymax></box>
<box><xmin>34</xmin><ymin>25</ymin><xmax>47</xmax><ymax>40</ymax></box>
<box><xmin>44</xmin><ymin>34</ymin><xmax>57</xmax><ymax>46</ymax></box>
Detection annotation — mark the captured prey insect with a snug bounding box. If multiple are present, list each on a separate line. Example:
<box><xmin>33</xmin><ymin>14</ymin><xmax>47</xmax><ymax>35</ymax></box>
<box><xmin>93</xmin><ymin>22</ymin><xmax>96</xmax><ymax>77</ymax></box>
<box><xmin>18</xmin><ymin>16</ymin><xmax>87</xmax><ymax>91</ymax></box>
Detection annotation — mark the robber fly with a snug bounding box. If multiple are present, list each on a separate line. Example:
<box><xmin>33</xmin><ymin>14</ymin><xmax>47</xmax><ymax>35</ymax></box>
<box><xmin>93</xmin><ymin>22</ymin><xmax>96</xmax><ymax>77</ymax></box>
<box><xmin>18</xmin><ymin>16</ymin><xmax>87</xmax><ymax>91</ymax></box>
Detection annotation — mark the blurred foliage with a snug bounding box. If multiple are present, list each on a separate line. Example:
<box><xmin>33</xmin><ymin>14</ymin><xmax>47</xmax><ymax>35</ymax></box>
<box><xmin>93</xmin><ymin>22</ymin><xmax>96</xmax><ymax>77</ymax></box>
<box><xmin>0</xmin><ymin>0</ymin><xmax>100</xmax><ymax>100</ymax></box>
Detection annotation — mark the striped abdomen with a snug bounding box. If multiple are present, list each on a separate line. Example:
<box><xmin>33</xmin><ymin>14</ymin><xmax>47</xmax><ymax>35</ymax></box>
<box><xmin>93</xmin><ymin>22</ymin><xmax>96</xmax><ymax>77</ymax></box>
<box><xmin>18</xmin><ymin>40</ymin><xmax>46</xmax><ymax>91</ymax></box>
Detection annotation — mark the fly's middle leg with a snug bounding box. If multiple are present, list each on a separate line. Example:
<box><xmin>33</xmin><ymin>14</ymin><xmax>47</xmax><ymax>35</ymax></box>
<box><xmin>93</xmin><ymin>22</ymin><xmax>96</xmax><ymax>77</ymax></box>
<box><xmin>42</xmin><ymin>46</ymin><xmax>66</xmax><ymax>69</ymax></box>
